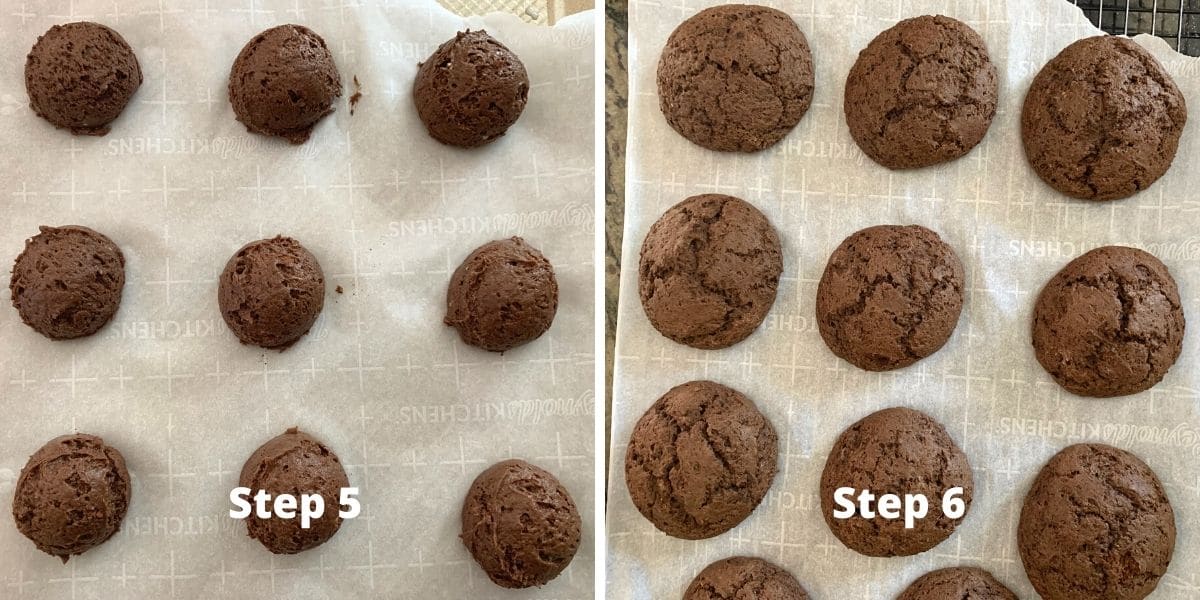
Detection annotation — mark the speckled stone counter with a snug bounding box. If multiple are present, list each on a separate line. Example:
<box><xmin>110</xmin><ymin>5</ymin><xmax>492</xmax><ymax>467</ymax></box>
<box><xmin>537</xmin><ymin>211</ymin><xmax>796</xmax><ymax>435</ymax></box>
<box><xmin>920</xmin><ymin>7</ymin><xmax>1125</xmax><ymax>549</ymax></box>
<box><xmin>604</xmin><ymin>0</ymin><xmax>627</xmax><ymax>458</ymax></box>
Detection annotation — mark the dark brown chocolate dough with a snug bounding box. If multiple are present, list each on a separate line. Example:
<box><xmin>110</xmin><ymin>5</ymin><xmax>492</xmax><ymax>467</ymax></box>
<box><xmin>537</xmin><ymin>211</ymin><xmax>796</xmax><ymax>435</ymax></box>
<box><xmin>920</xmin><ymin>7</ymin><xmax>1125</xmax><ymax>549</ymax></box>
<box><xmin>1022</xmin><ymin>35</ymin><xmax>1186</xmax><ymax>200</ymax></box>
<box><xmin>228</xmin><ymin>24</ymin><xmax>342</xmax><ymax>144</ymax></box>
<box><xmin>10</xmin><ymin>225</ymin><xmax>125</xmax><ymax>340</ymax></box>
<box><xmin>461</xmin><ymin>459</ymin><xmax>581</xmax><ymax>588</ymax></box>
<box><xmin>238</xmin><ymin>427</ymin><xmax>349</xmax><ymax>554</ymax></box>
<box><xmin>218</xmin><ymin>236</ymin><xmax>325</xmax><ymax>349</ymax></box>
<box><xmin>414</xmin><ymin>30</ymin><xmax>529</xmax><ymax>148</ymax></box>
<box><xmin>625</xmin><ymin>380</ymin><xmax>777</xmax><ymax>540</ymax></box>
<box><xmin>1019</xmin><ymin>443</ymin><xmax>1175</xmax><ymax>600</ymax></box>
<box><xmin>845</xmin><ymin>15</ymin><xmax>998</xmax><ymax>169</ymax></box>
<box><xmin>657</xmin><ymin>4</ymin><xmax>814</xmax><ymax>152</ymax></box>
<box><xmin>639</xmin><ymin>194</ymin><xmax>782</xmax><ymax>349</ymax></box>
<box><xmin>897</xmin><ymin>567</ymin><xmax>1017</xmax><ymax>600</ymax></box>
<box><xmin>683</xmin><ymin>556</ymin><xmax>809</xmax><ymax>600</ymax></box>
<box><xmin>820</xmin><ymin>407</ymin><xmax>973</xmax><ymax>557</ymax></box>
<box><xmin>444</xmin><ymin>237</ymin><xmax>557</xmax><ymax>352</ymax></box>
<box><xmin>1032</xmin><ymin>246</ymin><xmax>1184</xmax><ymax>397</ymax></box>
<box><xmin>25</xmin><ymin>22</ymin><xmax>142</xmax><ymax>135</ymax></box>
<box><xmin>816</xmin><ymin>225</ymin><xmax>964</xmax><ymax>371</ymax></box>
<box><xmin>12</xmin><ymin>434</ymin><xmax>131</xmax><ymax>562</ymax></box>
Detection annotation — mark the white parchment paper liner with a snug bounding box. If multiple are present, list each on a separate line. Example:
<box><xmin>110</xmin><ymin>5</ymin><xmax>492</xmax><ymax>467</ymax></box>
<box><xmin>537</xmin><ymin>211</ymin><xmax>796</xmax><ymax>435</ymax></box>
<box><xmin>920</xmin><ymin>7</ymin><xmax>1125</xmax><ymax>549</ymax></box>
<box><xmin>610</xmin><ymin>0</ymin><xmax>1200</xmax><ymax>597</ymax></box>
<box><xmin>0</xmin><ymin>1</ymin><xmax>595</xmax><ymax>598</ymax></box>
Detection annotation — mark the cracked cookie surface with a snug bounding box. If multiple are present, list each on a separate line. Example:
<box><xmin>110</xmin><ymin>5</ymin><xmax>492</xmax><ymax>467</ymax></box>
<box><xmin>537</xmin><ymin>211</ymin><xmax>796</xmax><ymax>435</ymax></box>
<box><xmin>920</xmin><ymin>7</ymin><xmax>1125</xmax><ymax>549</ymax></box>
<box><xmin>1032</xmin><ymin>246</ymin><xmax>1183</xmax><ymax>398</ymax></box>
<box><xmin>445</xmin><ymin>237</ymin><xmax>558</xmax><ymax>352</ymax></box>
<box><xmin>1018</xmin><ymin>443</ymin><xmax>1175</xmax><ymax>600</ymax></box>
<box><xmin>624</xmin><ymin>380</ymin><xmax>778</xmax><ymax>540</ymax></box>
<box><xmin>657</xmin><ymin>4</ymin><xmax>813</xmax><ymax>152</ymax></box>
<box><xmin>845</xmin><ymin>15</ymin><xmax>997</xmax><ymax>169</ymax></box>
<box><xmin>816</xmin><ymin>225</ymin><xmax>964</xmax><ymax>371</ymax></box>
<box><xmin>639</xmin><ymin>194</ymin><xmax>782</xmax><ymax>349</ymax></box>
<box><xmin>10</xmin><ymin>225</ymin><xmax>125</xmax><ymax>340</ymax></box>
<box><xmin>819</xmin><ymin>407</ymin><xmax>973</xmax><ymax>557</ymax></box>
<box><xmin>897</xmin><ymin>567</ymin><xmax>1016</xmax><ymax>600</ymax></box>
<box><xmin>683</xmin><ymin>556</ymin><xmax>809</xmax><ymax>600</ymax></box>
<box><xmin>1021</xmin><ymin>35</ymin><xmax>1186</xmax><ymax>201</ymax></box>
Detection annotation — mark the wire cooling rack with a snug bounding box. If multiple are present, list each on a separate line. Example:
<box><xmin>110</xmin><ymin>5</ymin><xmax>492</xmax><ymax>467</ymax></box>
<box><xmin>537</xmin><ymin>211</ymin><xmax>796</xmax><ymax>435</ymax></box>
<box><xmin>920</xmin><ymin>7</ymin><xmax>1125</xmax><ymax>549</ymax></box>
<box><xmin>1073</xmin><ymin>0</ymin><xmax>1200</xmax><ymax>55</ymax></box>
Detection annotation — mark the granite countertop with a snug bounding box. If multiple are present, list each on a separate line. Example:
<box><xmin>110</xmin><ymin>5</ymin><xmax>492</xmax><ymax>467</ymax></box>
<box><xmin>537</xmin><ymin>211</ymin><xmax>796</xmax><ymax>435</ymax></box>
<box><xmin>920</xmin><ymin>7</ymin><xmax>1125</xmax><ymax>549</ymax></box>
<box><xmin>605</xmin><ymin>0</ymin><xmax>627</xmax><ymax>465</ymax></box>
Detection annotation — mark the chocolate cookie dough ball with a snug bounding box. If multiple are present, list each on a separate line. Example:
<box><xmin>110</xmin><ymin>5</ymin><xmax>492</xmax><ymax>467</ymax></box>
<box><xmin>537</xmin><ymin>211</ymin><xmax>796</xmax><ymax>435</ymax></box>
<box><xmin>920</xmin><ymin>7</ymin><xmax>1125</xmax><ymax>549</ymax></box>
<box><xmin>461</xmin><ymin>459</ymin><xmax>581</xmax><ymax>588</ymax></box>
<box><xmin>1032</xmin><ymin>246</ymin><xmax>1184</xmax><ymax>397</ymax></box>
<box><xmin>12</xmin><ymin>434</ymin><xmax>131</xmax><ymax>562</ymax></box>
<box><xmin>1019</xmin><ymin>444</ymin><xmax>1175</xmax><ymax>600</ymax></box>
<box><xmin>228</xmin><ymin>24</ymin><xmax>342</xmax><ymax>144</ymax></box>
<box><xmin>658</xmin><ymin>4</ymin><xmax>814</xmax><ymax>152</ymax></box>
<box><xmin>239</xmin><ymin>427</ymin><xmax>349</xmax><ymax>554</ymax></box>
<box><xmin>1022</xmin><ymin>36</ymin><xmax>1186</xmax><ymax>200</ymax></box>
<box><xmin>10</xmin><ymin>226</ymin><xmax>125</xmax><ymax>340</ymax></box>
<box><xmin>898</xmin><ymin>567</ymin><xmax>1016</xmax><ymax>600</ymax></box>
<box><xmin>639</xmin><ymin>195</ymin><xmax>782</xmax><ymax>349</ymax></box>
<box><xmin>816</xmin><ymin>225</ymin><xmax>964</xmax><ymax>371</ymax></box>
<box><xmin>25</xmin><ymin>22</ymin><xmax>142</xmax><ymax>135</ymax></box>
<box><xmin>625</xmin><ymin>381</ymin><xmax>778</xmax><ymax>540</ymax></box>
<box><xmin>684</xmin><ymin>557</ymin><xmax>809</xmax><ymax>600</ymax></box>
<box><xmin>414</xmin><ymin>30</ymin><xmax>529</xmax><ymax>148</ymax></box>
<box><xmin>820</xmin><ymin>407</ymin><xmax>973</xmax><ymax>557</ymax></box>
<box><xmin>218</xmin><ymin>236</ymin><xmax>325</xmax><ymax>349</ymax></box>
<box><xmin>845</xmin><ymin>16</ymin><xmax>997</xmax><ymax>169</ymax></box>
<box><xmin>444</xmin><ymin>237</ymin><xmax>557</xmax><ymax>352</ymax></box>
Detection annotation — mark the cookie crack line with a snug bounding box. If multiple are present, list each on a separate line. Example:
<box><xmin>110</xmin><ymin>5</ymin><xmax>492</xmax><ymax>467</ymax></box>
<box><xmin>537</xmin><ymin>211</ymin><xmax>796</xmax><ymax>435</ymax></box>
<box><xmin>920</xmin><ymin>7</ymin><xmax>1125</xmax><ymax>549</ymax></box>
<box><xmin>1044</xmin><ymin>267</ymin><xmax>1178</xmax><ymax>390</ymax></box>
<box><xmin>626</xmin><ymin>401</ymin><xmax>711</xmax><ymax>533</ymax></box>
<box><xmin>627</xmin><ymin>384</ymin><xmax>774</xmax><ymax>538</ymax></box>
<box><xmin>658</xmin><ymin>5</ymin><xmax>812</xmax><ymax>151</ymax></box>
<box><xmin>639</xmin><ymin>196</ymin><xmax>729</xmax><ymax>304</ymax></box>
<box><xmin>857</xmin><ymin>18</ymin><xmax>994</xmax><ymax>156</ymax></box>
<box><xmin>1025</xmin><ymin>37</ymin><xmax>1185</xmax><ymax>200</ymax></box>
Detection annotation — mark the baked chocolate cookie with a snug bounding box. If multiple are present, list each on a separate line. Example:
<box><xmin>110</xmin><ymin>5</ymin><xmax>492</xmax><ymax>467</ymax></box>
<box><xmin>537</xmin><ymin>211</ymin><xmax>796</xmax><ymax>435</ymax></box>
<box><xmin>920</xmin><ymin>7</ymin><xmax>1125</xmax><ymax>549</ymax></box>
<box><xmin>684</xmin><ymin>556</ymin><xmax>809</xmax><ymax>600</ymax></box>
<box><xmin>897</xmin><ymin>567</ymin><xmax>1016</xmax><ymax>600</ymax></box>
<box><xmin>239</xmin><ymin>427</ymin><xmax>349</xmax><ymax>554</ymax></box>
<box><xmin>1022</xmin><ymin>35</ymin><xmax>1186</xmax><ymax>200</ymax></box>
<box><xmin>845</xmin><ymin>15</ymin><xmax>997</xmax><ymax>169</ymax></box>
<box><xmin>228</xmin><ymin>25</ymin><xmax>342</xmax><ymax>144</ymax></box>
<box><xmin>639</xmin><ymin>194</ymin><xmax>782</xmax><ymax>349</ymax></box>
<box><xmin>820</xmin><ymin>407</ymin><xmax>973</xmax><ymax>557</ymax></box>
<box><xmin>1019</xmin><ymin>443</ymin><xmax>1175</xmax><ymax>600</ymax></box>
<box><xmin>461</xmin><ymin>459</ymin><xmax>581</xmax><ymax>588</ymax></box>
<box><xmin>1032</xmin><ymin>246</ymin><xmax>1184</xmax><ymax>397</ymax></box>
<box><xmin>218</xmin><ymin>236</ymin><xmax>325</xmax><ymax>349</ymax></box>
<box><xmin>625</xmin><ymin>380</ymin><xmax>777</xmax><ymax>540</ymax></box>
<box><xmin>816</xmin><ymin>225</ymin><xmax>964</xmax><ymax>371</ymax></box>
<box><xmin>25</xmin><ymin>22</ymin><xmax>142</xmax><ymax>135</ymax></box>
<box><xmin>657</xmin><ymin>4</ymin><xmax>814</xmax><ymax>152</ymax></box>
<box><xmin>12</xmin><ymin>434</ymin><xmax>130</xmax><ymax>562</ymax></box>
<box><xmin>414</xmin><ymin>30</ymin><xmax>529</xmax><ymax>148</ymax></box>
<box><xmin>444</xmin><ymin>237</ymin><xmax>557</xmax><ymax>352</ymax></box>
<box><xmin>10</xmin><ymin>225</ymin><xmax>125</xmax><ymax>340</ymax></box>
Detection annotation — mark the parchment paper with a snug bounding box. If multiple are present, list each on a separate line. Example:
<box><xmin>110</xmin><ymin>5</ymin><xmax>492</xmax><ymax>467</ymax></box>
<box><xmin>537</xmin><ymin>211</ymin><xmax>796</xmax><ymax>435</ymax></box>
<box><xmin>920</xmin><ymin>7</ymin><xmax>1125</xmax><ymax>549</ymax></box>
<box><xmin>0</xmin><ymin>1</ymin><xmax>594</xmax><ymax>599</ymax></box>
<box><xmin>610</xmin><ymin>0</ymin><xmax>1200</xmax><ymax>597</ymax></box>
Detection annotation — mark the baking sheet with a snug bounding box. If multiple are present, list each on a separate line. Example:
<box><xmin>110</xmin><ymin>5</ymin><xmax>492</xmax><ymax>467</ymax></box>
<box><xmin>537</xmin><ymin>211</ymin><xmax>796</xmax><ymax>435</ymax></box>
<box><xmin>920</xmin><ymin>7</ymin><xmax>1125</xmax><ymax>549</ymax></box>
<box><xmin>0</xmin><ymin>1</ymin><xmax>594</xmax><ymax>599</ymax></box>
<box><xmin>609</xmin><ymin>0</ymin><xmax>1200</xmax><ymax>597</ymax></box>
